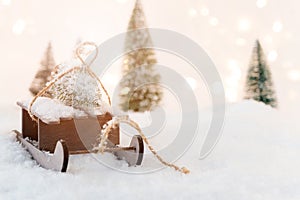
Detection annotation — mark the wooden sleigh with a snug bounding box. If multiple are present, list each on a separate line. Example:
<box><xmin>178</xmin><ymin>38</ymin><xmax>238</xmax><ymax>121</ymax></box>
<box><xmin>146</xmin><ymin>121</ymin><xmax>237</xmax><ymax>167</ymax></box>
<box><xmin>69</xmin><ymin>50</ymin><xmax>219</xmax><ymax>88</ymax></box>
<box><xmin>14</xmin><ymin>102</ymin><xmax>144</xmax><ymax>172</ymax></box>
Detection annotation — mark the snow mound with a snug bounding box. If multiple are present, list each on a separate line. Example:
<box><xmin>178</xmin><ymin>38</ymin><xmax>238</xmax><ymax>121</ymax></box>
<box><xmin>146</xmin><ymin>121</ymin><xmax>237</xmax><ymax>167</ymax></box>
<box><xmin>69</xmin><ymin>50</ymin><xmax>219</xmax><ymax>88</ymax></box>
<box><xmin>0</xmin><ymin>100</ymin><xmax>300</xmax><ymax>199</ymax></box>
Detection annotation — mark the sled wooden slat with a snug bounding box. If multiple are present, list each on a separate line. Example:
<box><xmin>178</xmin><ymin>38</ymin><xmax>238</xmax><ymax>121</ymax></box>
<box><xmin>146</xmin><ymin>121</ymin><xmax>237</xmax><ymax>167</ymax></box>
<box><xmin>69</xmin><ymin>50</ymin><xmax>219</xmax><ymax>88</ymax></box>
<box><xmin>19</xmin><ymin>106</ymin><xmax>119</xmax><ymax>154</ymax></box>
<box><xmin>22</xmin><ymin>108</ymin><xmax>38</xmax><ymax>141</ymax></box>
<box><xmin>14</xmin><ymin>130</ymin><xmax>69</xmax><ymax>172</ymax></box>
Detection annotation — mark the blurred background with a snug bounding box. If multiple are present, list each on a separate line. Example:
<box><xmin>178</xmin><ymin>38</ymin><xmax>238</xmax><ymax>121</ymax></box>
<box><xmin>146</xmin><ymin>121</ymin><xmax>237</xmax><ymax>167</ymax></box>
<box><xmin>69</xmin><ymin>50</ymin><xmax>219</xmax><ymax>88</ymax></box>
<box><xmin>0</xmin><ymin>0</ymin><xmax>299</xmax><ymax>116</ymax></box>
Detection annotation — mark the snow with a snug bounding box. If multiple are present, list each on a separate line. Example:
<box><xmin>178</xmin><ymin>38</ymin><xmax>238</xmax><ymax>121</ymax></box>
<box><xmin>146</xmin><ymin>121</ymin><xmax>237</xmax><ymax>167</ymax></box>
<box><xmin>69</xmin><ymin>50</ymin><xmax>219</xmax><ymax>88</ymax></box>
<box><xmin>1</xmin><ymin>100</ymin><xmax>300</xmax><ymax>199</ymax></box>
<box><xmin>18</xmin><ymin>97</ymin><xmax>112</xmax><ymax>123</ymax></box>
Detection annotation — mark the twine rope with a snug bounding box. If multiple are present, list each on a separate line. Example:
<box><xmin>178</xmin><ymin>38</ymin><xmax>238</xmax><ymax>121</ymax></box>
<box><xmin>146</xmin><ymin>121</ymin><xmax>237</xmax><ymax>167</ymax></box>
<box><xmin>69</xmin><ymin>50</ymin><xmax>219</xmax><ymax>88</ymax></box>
<box><xmin>86</xmin><ymin>68</ymin><xmax>111</xmax><ymax>105</ymax></box>
<box><xmin>98</xmin><ymin>115</ymin><xmax>190</xmax><ymax>174</ymax></box>
<box><xmin>76</xmin><ymin>42</ymin><xmax>98</xmax><ymax>68</ymax></box>
<box><xmin>28</xmin><ymin>42</ymin><xmax>111</xmax><ymax>121</ymax></box>
<box><xmin>75</xmin><ymin>42</ymin><xmax>111</xmax><ymax>105</ymax></box>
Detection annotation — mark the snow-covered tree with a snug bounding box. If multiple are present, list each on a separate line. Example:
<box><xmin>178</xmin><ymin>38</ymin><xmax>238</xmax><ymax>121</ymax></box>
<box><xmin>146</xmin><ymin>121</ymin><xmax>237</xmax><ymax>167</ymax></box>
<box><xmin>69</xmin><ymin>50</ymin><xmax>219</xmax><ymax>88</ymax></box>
<box><xmin>244</xmin><ymin>40</ymin><xmax>278</xmax><ymax>108</ymax></box>
<box><xmin>29</xmin><ymin>42</ymin><xmax>56</xmax><ymax>96</ymax></box>
<box><xmin>119</xmin><ymin>0</ymin><xmax>162</xmax><ymax>112</ymax></box>
<box><xmin>48</xmin><ymin>63</ymin><xmax>104</xmax><ymax>111</ymax></box>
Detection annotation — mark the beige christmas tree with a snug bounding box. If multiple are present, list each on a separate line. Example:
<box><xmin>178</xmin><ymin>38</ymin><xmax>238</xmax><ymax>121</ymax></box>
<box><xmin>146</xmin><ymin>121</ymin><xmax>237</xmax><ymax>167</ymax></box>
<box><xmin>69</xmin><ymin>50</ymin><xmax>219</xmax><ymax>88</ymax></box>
<box><xmin>119</xmin><ymin>0</ymin><xmax>162</xmax><ymax>112</ymax></box>
<box><xmin>29</xmin><ymin>42</ymin><xmax>56</xmax><ymax>96</ymax></box>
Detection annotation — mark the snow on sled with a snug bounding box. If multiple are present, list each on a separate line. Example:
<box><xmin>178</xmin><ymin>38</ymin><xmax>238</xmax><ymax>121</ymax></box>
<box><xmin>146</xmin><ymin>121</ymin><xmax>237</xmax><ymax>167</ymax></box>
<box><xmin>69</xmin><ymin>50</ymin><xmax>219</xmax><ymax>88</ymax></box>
<box><xmin>14</xmin><ymin>99</ymin><xmax>144</xmax><ymax>172</ymax></box>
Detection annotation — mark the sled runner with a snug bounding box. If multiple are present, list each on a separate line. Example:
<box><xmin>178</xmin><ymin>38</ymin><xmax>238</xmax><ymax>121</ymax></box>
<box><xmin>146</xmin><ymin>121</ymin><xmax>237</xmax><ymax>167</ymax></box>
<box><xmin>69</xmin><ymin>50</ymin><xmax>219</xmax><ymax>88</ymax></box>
<box><xmin>14</xmin><ymin>130</ymin><xmax>69</xmax><ymax>172</ymax></box>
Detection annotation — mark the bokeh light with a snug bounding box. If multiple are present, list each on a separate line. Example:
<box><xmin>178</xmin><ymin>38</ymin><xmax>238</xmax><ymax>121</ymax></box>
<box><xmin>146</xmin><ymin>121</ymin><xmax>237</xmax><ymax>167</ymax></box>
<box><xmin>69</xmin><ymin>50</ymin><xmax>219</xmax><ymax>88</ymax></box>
<box><xmin>287</xmin><ymin>70</ymin><xmax>300</xmax><ymax>81</ymax></box>
<box><xmin>209</xmin><ymin>17</ymin><xmax>219</xmax><ymax>26</ymax></box>
<box><xmin>188</xmin><ymin>8</ymin><xmax>197</xmax><ymax>17</ymax></box>
<box><xmin>256</xmin><ymin>0</ymin><xmax>268</xmax><ymax>8</ymax></box>
<box><xmin>268</xmin><ymin>50</ymin><xmax>278</xmax><ymax>62</ymax></box>
<box><xmin>238</xmin><ymin>18</ymin><xmax>251</xmax><ymax>32</ymax></box>
<box><xmin>272</xmin><ymin>21</ymin><xmax>283</xmax><ymax>33</ymax></box>
<box><xmin>1</xmin><ymin>0</ymin><xmax>11</xmax><ymax>6</ymax></box>
<box><xmin>12</xmin><ymin>19</ymin><xmax>26</xmax><ymax>35</ymax></box>
<box><xmin>200</xmin><ymin>7</ymin><xmax>209</xmax><ymax>16</ymax></box>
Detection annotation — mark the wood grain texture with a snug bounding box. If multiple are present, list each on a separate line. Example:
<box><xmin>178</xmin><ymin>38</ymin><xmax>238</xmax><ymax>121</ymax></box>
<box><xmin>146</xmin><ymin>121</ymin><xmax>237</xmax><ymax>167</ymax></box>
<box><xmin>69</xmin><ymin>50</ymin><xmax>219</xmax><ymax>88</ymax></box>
<box><xmin>38</xmin><ymin>112</ymin><xmax>119</xmax><ymax>153</ymax></box>
<box><xmin>22</xmin><ymin>109</ymin><xmax>38</xmax><ymax>141</ymax></box>
<box><xmin>20</xmin><ymin>106</ymin><xmax>119</xmax><ymax>154</ymax></box>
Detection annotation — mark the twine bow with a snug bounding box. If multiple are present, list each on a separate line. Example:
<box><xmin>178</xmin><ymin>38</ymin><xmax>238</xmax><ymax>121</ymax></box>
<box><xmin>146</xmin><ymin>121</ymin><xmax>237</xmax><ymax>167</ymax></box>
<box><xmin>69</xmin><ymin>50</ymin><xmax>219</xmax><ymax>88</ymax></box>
<box><xmin>28</xmin><ymin>42</ymin><xmax>111</xmax><ymax>121</ymax></box>
<box><xmin>76</xmin><ymin>42</ymin><xmax>98</xmax><ymax>68</ymax></box>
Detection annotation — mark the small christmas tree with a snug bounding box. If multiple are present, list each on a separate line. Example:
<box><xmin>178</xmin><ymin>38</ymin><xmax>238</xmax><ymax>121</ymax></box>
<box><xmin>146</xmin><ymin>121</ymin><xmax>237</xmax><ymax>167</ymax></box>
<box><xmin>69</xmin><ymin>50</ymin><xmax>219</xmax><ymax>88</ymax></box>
<box><xmin>119</xmin><ymin>0</ymin><xmax>162</xmax><ymax>112</ymax></box>
<box><xmin>49</xmin><ymin>63</ymin><xmax>103</xmax><ymax>111</ymax></box>
<box><xmin>244</xmin><ymin>40</ymin><xmax>278</xmax><ymax>108</ymax></box>
<box><xmin>29</xmin><ymin>42</ymin><xmax>56</xmax><ymax>96</ymax></box>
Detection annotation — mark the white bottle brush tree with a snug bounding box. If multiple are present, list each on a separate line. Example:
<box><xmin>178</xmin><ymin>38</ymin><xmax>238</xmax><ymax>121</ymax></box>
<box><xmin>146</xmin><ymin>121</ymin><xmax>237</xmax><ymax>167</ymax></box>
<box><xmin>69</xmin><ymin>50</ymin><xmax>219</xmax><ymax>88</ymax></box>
<box><xmin>244</xmin><ymin>40</ymin><xmax>278</xmax><ymax>108</ymax></box>
<box><xmin>29</xmin><ymin>42</ymin><xmax>55</xmax><ymax>96</ymax></box>
<box><xmin>49</xmin><ymin>66</ymin><xmax>103</xmax><ymax>111</ymax></box>
<box><xmin>119</xmin><ymin>0</ymin><xmax>162</xmax><ymax>112</ymax></box>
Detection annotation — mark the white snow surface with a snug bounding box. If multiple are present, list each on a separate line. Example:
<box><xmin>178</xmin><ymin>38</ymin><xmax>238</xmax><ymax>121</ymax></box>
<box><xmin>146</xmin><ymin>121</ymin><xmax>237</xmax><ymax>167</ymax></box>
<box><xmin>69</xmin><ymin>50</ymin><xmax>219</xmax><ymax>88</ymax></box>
<box><xmin>1</xmin><ymin>100</ymin><xmax>300</xmax><ymax>199</ymax></box>
<box><xmin>18</xmin><ymin>97</ymin><xmax>112</xmax><ymax>123</ymax></box>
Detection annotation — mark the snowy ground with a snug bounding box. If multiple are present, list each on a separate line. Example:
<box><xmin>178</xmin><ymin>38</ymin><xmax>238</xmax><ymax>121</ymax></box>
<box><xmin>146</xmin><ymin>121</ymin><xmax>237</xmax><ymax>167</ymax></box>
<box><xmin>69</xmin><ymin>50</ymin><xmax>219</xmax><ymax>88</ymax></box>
<box><xmin>1</xmin><ymin>100</ymin><xmax>300</xmax><ymax>200</ymax></box>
